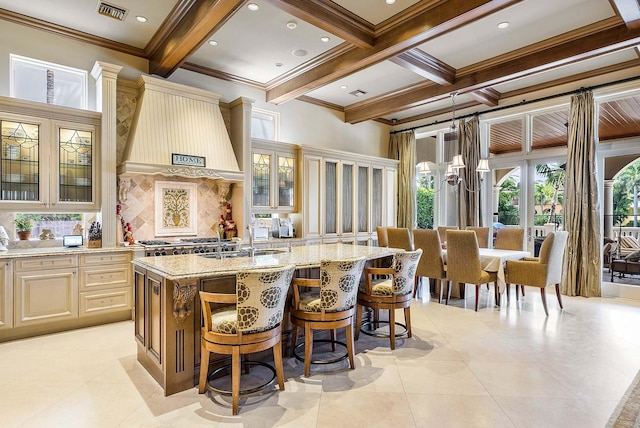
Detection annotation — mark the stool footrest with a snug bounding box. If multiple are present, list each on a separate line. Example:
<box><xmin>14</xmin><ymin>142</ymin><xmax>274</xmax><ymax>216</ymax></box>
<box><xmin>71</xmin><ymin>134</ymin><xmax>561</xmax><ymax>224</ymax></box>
<box><xmin>360</xmin><ymin>320</ymin><xmax>408</xmax><ymax>339</ymax></box>
<box><xmin>293</xmin><ymin>339</ymin><xmax>349</xmax><ymax>365</ymax></box>
<box><xmin>206</xmin><ymin>360</ymin><xmax>277</xmax><ymax>396</ymax></box>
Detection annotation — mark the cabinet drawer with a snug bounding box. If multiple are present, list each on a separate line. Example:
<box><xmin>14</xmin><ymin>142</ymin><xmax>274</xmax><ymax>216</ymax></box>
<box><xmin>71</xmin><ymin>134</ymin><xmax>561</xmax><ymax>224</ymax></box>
<box><xmin>79</xmin><ymin>264</ymin><xmax>132</xmax><ymax>292</ymax></box>
<box><xmin>14</xmin><ymin>256</ymin><xmax>77</xmax><ymax>272</ymax></box>
<box><xmin>79</xmin><ymin>288</ymin><xmax>132</xmax><ymax>317</ymax></box>
<box><xmin>80</xmin><ymin>252</ymin><xmax>132</xmax><ymax>266</ymax></box>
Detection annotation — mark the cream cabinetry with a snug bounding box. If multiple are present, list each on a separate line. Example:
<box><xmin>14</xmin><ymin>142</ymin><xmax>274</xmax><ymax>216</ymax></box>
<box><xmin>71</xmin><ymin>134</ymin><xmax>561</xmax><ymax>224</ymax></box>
<box><xmin>0</xmin><ymin>96</ymin><xmax>100</xmax><ymax>211</ymax></box>
<box><xmin>13</xmin><ymin>255</ymin><xmax>78</xmax><ymax>327</ymax></box>
<box><xmin>78</xmin><ymin>252</ymin><xmax>132</xmax><ymax>317</ymax></box>
<box><xmin>1</xmin><ymin>250</ymin><xmax>133</xmax><ymax>342</ymax></box>
<box><xmin>251</xmin><ymin>139</ymin><xmax>296</xmax><ymax>213</ymax></box>
<box><xmin>0</xmin><ymin>259</ymin><xmax>13</xmax><ymax>330</ymax></box>
<box><xmin>300</xmin><ymin>146</ymin><xmax>398</xmax><ymax>244</ymax></box>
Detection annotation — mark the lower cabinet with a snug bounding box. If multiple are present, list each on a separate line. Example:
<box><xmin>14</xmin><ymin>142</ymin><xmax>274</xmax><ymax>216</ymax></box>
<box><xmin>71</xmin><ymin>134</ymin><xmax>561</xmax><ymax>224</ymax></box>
<box><xmin>2</xmin><ymin>250</ymin><xmax>133</xmax><ymax>341</ymax></box>
<box><xmin>13</xmin><ymin>256</ymin><xmax>78</xmax><ymax>327</ymax></box>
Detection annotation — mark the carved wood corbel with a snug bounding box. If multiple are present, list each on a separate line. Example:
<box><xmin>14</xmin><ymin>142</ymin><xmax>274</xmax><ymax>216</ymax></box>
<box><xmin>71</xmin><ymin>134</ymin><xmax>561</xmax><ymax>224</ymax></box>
<box><xmin>172</xmin><ymin>282</ymin><xmax>198</xmax><ymax>324</ymax></box>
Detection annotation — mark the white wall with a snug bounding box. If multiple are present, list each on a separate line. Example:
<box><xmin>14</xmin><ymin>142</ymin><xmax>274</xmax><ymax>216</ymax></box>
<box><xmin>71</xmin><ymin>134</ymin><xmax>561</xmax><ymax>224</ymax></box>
<box><xmin>0</xmin><ymin>20</ymin><xmax>148</xmax><ymax>109</ymax></box>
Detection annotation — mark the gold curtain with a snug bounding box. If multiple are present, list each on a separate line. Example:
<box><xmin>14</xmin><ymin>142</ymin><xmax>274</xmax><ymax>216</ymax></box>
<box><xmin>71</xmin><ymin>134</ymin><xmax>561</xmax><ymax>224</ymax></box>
<box><xmin>458</xmin><ymin>117</ymin><xmax>481</xmax><ymax>228</ymax></box>
<box><xmin>389</xmin><ymin>130</ymin><xmax>416</xmax><ymax>229</ymax></box>
<box><xmin>562</xmin><ymin>90</ymin><xmax>601</xmax><ymax>297</ymax></box>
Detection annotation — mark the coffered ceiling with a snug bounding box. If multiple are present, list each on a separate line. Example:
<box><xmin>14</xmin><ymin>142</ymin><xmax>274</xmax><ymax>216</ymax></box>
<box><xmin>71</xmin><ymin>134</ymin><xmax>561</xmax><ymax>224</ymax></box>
<box><xmin>1</xmin><ymin>0</ymin><xmax>640</xmax><ymax>130</ymax></box>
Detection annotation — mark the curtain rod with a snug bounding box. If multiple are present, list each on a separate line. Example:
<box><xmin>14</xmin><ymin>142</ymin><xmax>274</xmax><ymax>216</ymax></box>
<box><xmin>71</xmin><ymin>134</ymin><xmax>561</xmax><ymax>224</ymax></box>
<box><xmin>390</xmin><ymin>74</ymin><xmax>640</xmax><ymax>135</ymax></box>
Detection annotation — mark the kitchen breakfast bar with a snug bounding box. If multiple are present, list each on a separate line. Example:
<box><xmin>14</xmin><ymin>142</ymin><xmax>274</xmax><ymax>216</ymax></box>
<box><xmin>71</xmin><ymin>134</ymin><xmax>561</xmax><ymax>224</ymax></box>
<box><xmin>132</xmin><ymin>243</ymin><xmax>398</xmax><ymax>395</ymax></box>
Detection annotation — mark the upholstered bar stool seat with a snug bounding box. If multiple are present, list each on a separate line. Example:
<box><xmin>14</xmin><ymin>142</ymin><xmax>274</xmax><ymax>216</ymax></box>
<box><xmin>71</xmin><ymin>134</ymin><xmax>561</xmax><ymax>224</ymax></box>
<box><xmin>290</xmin><ymin>256</ymin><xmax>367</xmax><ymax>377</ymax></box>
<box><xmin>198</xmin><ymin>264</ymin><xmax>296</xmax><ymax>415</ymax></box>
<box><xmin>355</xmin><ymin>249</ymin><xmax>422</xmax><ymax>350</ymax></box>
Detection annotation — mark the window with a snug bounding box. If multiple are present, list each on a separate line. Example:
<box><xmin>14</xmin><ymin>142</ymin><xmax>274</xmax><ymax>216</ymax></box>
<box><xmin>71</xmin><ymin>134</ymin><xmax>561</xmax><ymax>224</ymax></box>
<box><xmin>14</xmin><ymin>213</ymin><xmax>84</xmax><ymax>239</ymax></box>
<box><xmin>10</xmin><ymin>54</ymin><xmax>88</xmax><ymax>109</ymax></box>
<box><xmin>251</xmin><ymin>108</ymin><xmax>280</xmax><ymax>141</ymax></box>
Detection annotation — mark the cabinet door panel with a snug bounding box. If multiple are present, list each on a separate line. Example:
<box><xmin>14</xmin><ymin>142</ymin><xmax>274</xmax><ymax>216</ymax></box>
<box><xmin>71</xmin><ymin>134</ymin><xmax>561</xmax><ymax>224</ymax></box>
<box><xmin>304</xmin><ymin>156</ymin><xmax>321</xmax><ymax>238</ymax></box>
<box><xmin>147</xmin><ymin>273</ymin><xmax>162</xmax><ymax>364</ymax></box>
<box><xmin>14</xmin><ymin>269</ymin><xmax>78</xmax><ymax>327</ymax></box>
<box><xmin>0</xmin><ymin>260</ymin><xmax>13</xmax><ymax>330</ymax></box>
<box><xmin>134</xmin><ymin>268</ymin><xmax>146</xmax><ymax>345</ymax></box>
<box><xmin>277</xmin><ymin>154</ymin><xmax>295</xmax><ymax>208</ymax></box>
<box><xmin>252</xmin><ymin>152</ymin><xmax>271</xmax><ymax>208</ymax></box>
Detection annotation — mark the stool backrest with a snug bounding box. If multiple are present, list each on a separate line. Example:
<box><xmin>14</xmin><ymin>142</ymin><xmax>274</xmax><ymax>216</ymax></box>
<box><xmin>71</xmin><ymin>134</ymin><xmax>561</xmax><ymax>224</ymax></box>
<box><xmin>391</xmin><ymin>249</ymin><xmax>423</xmax><ymax>295</ymax></box>
<box><xmin>236</xmin><ymin>265</ymin><xmax>296</xmax><ymax>333</ymax></box>
<box><xmin>320</xmin><ymin>256</ymin><xmax>367</xmax><ymax>312</ymax></box>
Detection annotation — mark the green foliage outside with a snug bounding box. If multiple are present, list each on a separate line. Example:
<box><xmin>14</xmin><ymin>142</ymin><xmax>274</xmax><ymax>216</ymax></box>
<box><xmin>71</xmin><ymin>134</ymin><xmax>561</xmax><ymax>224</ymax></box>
<box><xmin>498</xmin><ymin>177</ymin><xmax>519</xmax><ymax>225</ymax></box>
<box><xmin>416</xmin><ymin>175</ymin><xmax>434</xmax><ymax>229</ymax></box>
<box><xmin>615</xmin><ymin>159</ymin><xmax>640</xmax><ymax>227</ymax></box>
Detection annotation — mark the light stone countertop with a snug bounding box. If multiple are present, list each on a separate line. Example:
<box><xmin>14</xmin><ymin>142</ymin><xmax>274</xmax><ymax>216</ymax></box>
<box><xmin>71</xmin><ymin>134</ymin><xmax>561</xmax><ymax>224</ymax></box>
<box><xmin>0</xmin><ymin>245</ymin><xmax>140</xmax><ymax>259</ymax></box>
<box><xmin>132</xmin><ymin>243</ymin><xmax>398</xmax><ymax>281</ymax></box>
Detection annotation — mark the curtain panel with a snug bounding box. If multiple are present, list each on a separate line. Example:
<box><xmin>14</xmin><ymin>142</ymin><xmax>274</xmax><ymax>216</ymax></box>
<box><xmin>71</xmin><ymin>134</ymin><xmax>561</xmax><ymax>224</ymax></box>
<box><xmin>458</xmin><ymin>117</ymin><xmax>481</xmax><ymax>228</ymax></box>
<box><xmin>389</xmin><ymin>131</ymin><xmax>416</xmax><ymax>229</ymax></box>
<box><xmin>562</xmin><ymin>90</ymin><xmax>601</xmax><ymax>297</ymax></box>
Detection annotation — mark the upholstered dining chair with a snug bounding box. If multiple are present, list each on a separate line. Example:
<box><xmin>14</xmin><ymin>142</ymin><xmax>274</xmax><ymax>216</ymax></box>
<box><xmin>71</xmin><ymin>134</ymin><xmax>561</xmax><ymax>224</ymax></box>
<box><xmin>506</xmin><ymin>231</ymin><xmax>569</xmax><ymax>316</ymax></box>
<box><xmin>494</xmin><ymin>227</ymin><xmax>525</xmax><ymax>250</ymax></box>
<box><xmin>355</xmin><ymin>249</ymin><xmax>422</xmax><ymax>350</ymax></box>
<box><xmin>437</xmin><ymin>226</ymin><xmax>458</xmax><ymax>245</ymax></box>
<box><xmin>386</xmin><ymin>227</ymin><xmax>414</xmax><ymax>250</ymax></box>
<box><xmin>376</xmin><ymin>226</ymin><xmax>389</xmax><ymax>247</ymax></box>
<box><xmin>289</xmin><ymin>256</ymin><xmax>367</xmax><ymax>377</ymax></box>
<box><xmin>466</xmin><ymin>226</ymin><xmax>490</xmax><ymax>248</ymax></box>
<box><xmin>445</xmin><ymin>230</ymin><xmax>498</xmax><ymax>311</ymax></box>
<box><xmin>198</xmin><ymin>264</ymin><xmax>296</xmax><ymax>415</ymax></box>
<box><xmin>412</xmin><ymin>229</ymin><xmax>448</xmax><ymax>301</ymax></box>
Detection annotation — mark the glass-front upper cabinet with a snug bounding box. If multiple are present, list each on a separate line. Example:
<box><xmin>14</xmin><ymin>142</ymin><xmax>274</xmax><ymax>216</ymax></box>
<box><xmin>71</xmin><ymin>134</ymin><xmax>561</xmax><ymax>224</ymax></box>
<box><xmin>1</xmin><ymin>119</ymin><xmax>40</xmax><ymax>203</ymax></box>
<box><xmin>0</xmin><ymin>97</ymin><xmax>100</xmax><ymax>211</ymax></box>
<box><xmin>58</xmin><ymin>127</ymin><xmax>93</xmax><ymax>204</ymax></box>
<box><xmin>251</xmin><ymin>140</ymin><xmax>296</xmax><ymax>213</ymax></box>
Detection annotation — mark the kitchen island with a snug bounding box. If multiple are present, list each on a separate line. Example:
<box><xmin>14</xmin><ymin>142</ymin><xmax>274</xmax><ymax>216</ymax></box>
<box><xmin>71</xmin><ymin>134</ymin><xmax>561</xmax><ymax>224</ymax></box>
<box><xmin>131</xmin><ymin>243</ymin><xmax>397</xmax><ymax>395</ymax></box>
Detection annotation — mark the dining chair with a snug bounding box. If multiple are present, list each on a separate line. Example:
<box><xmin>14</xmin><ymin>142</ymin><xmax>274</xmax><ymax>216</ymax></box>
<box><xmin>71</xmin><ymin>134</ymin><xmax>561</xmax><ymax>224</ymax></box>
<box><xmin>289</xmin><ymin>256</ymin><xmax>367</xmax><ymax>377</ymax></box>
<box><xmin>494</xmin><ymin>227</ymin><xmax>525</xmax><ymax>250</ymax></box>
<box><xmin>466</xmin><ymin>226</ymin><xmax>490</xmax><ymax>248</ymax></box>
<box><xmin>376</xmin><ymin>226</ymin><xmax>389</xmax><ymax>247</ymax></box>
<box><xmin>412</xmin><ymin>229</ymin><xmax>448</xmax><ymax>301</ymax></box>
<box><xmin>437</xmin><ymin>226</ymin><xmax>458</xmax><ymax>244</ymax></box>
<box><xmin>355</xmin><ymin>249</ymin><xmax>422</xmax><ymax>349</ymax></box>
<box><xmin>386</xmin><ymin>227</ymin><xmax>414</xmax><ymax>250</ymax></box>
<box><xmin>445</xmin><ymin>230</ymin><xmax>498</xmax><ymax>311</ymax></box>
<box><xmin>506</xmin><ymin>231</ymin><xmax>569</xmax><ymax>316</ymax></box>
<box><xmin>198</xmin><ymin>264</ymin><xmax>296</xmax><ymax>415</ymax></box>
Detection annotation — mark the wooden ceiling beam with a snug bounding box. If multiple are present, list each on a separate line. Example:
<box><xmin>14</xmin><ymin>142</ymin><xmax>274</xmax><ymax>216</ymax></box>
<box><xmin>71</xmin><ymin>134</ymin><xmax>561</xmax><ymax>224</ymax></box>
<box><xmin>265</xmin><ymin>0</ymin><xmax>521</xmax><ymax>104</ymax></box>
<box><xmin>148</xmin><ymin>0</ymin><xmax>244</xmax><ymax>77</ymax></box>
<box><xmin>611</xmin><ymin>0</ymin><xmax>640</xmax><ymax>28</ymax></box>
<box><xmin>344</xmin><ymin>23</ymin><xmax>640</xmax><ymax>123</ymax></box>
<box><xmin>468</xmin><ymin>87</ymin><xmax>501</xmax><ymax>106</ymax></box>
<box><xmin>389</xmin><ymin>49</ymin><xmax>455</xmax><ymax>85</ymax></box>
<box><xmin>263</xmin><ymin>0</ymin><xmax>374</xmax><ymax>48</ymax></box>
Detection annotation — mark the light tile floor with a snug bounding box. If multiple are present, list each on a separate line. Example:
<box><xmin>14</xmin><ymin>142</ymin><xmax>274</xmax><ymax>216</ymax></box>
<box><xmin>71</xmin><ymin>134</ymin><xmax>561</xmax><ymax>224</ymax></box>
<box><xmin>1</xmin><ymin>285</ymin><xmax>640</xmax><ymax>428</ymax></box>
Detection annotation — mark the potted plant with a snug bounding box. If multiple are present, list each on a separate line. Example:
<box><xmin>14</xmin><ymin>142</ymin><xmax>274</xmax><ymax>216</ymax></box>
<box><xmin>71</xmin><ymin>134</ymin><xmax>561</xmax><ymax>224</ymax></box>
<box><xmin>15</xmin><ymin>217</ymin><xmax>33</xmax><ymax>240</ymax></box>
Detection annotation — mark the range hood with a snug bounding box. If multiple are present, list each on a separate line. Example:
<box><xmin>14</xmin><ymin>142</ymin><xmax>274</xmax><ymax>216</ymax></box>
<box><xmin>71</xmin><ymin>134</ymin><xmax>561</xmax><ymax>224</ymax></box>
<box><xmin>118</xmin><ymin>75</ymin><xmax>242</xmax><ymax>181</ymax></box>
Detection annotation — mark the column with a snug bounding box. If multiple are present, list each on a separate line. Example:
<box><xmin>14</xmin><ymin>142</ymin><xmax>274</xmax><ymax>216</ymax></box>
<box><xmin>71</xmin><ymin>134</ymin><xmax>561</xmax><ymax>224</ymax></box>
<box><xmin>91</xmin><ymin>61</ymin><xmax>123</xmax><ymax>248</ymax></box>
<box><xmin>604</xmin><ymin>179</ymin><xmax>614</xmax><ymax>239</ymax></box>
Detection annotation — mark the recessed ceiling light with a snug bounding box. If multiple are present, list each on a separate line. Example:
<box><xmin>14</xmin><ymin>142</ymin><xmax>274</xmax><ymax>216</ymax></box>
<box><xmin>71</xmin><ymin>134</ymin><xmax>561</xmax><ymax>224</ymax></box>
<box><xmin>135</xmin><ymin>15</ymin><xmax>147</xmax><ymax>23</ymax></box>
<box><xmin>497</xmin><ymin>21</ymin><xmax>510</xmax><ymax>29</ymax></box>
<box><xmin>320</xmin><ymin>36</ymin><xmax>330</xmax><ymax>42</ymax></box>
<box><xmin>349</xmin><ymin>89</ymin><xmax>367</xmax><ymax>97</ymax></box>
<box><xmin>247</xmin><ymin>3</ymin><xmax>259</xmax><ymax>11</ymax></box>
<box><xmin>275</xmin><ymin>63</ymin><xmax>283</xmax><ymax>67</ymax></box>
<box><xmin>340</xmin><ymin>85</ymin><xmax>348</xmax><ymax>90</ymax></box>
<box><xmin>292</xmin><ymin>49</ymin><xmax>307</xmax><ymax>57</ymax></box>
<box><xmin>286</xmin><ymin>21</ymin><xmax>297</xmax><ymax>29</ymax></box>
<box><xmin>208</xmin><ymin>40</ymin><xmax>218</xmax><ymax>46</ymax></box>
<box><xmin>386</xmin><ymin>0</ymin><xmax>396</xmax><ymax>4</ymax></box>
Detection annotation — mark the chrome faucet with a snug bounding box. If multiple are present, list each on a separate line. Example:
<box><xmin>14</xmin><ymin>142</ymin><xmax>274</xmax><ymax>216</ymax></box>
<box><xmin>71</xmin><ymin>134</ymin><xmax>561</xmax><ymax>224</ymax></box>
<box><xmin>246</xmin><ymin>225</ymin><xmax>255</xmax><ymax>257</ymax></box>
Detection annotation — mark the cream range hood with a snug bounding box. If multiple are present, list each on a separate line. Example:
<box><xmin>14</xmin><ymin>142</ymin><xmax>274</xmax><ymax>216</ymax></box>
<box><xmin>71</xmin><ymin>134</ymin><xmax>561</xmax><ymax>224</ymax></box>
<box><xmin>118</xmin><ymin>75</ymin><xmax>242</xmax><ymax>181</ymax></box>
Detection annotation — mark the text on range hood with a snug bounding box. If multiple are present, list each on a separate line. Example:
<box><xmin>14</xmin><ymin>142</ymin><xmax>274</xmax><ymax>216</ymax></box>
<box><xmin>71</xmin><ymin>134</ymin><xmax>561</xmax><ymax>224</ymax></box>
<box><xmin>118</xmin><ymin>75</ymin><xmax>242</xmax><ymax>181</ymax></box>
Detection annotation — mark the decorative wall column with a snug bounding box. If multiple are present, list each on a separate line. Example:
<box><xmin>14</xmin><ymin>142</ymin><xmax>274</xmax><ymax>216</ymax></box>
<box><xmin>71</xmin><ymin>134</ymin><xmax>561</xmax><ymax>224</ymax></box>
<box><xmin>91</xmin><ymin>61</ymin><xmax>122</xmax><ymax>248</ymax></box>
<box><xmin>492</xmin><ymin>185</ymin><xmax>501</xmax><ymax>220</ymax></box>
<box><xmin>604</xmin><ymin>179</ymin><xmax>614</xmax><ymax>239</ymax></box>
<box><xmin>230</xmin><ymin>97</ymin><xmax>255</xmax><ymax>237</ymax></box>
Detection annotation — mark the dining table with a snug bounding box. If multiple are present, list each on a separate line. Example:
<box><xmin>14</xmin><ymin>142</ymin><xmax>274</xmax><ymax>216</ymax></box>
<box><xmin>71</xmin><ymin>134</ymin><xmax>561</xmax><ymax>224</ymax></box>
<box><xmin>442</xmin><ymin>247</ymin><xmax>531</xmax><ymax>300</ymax></box>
